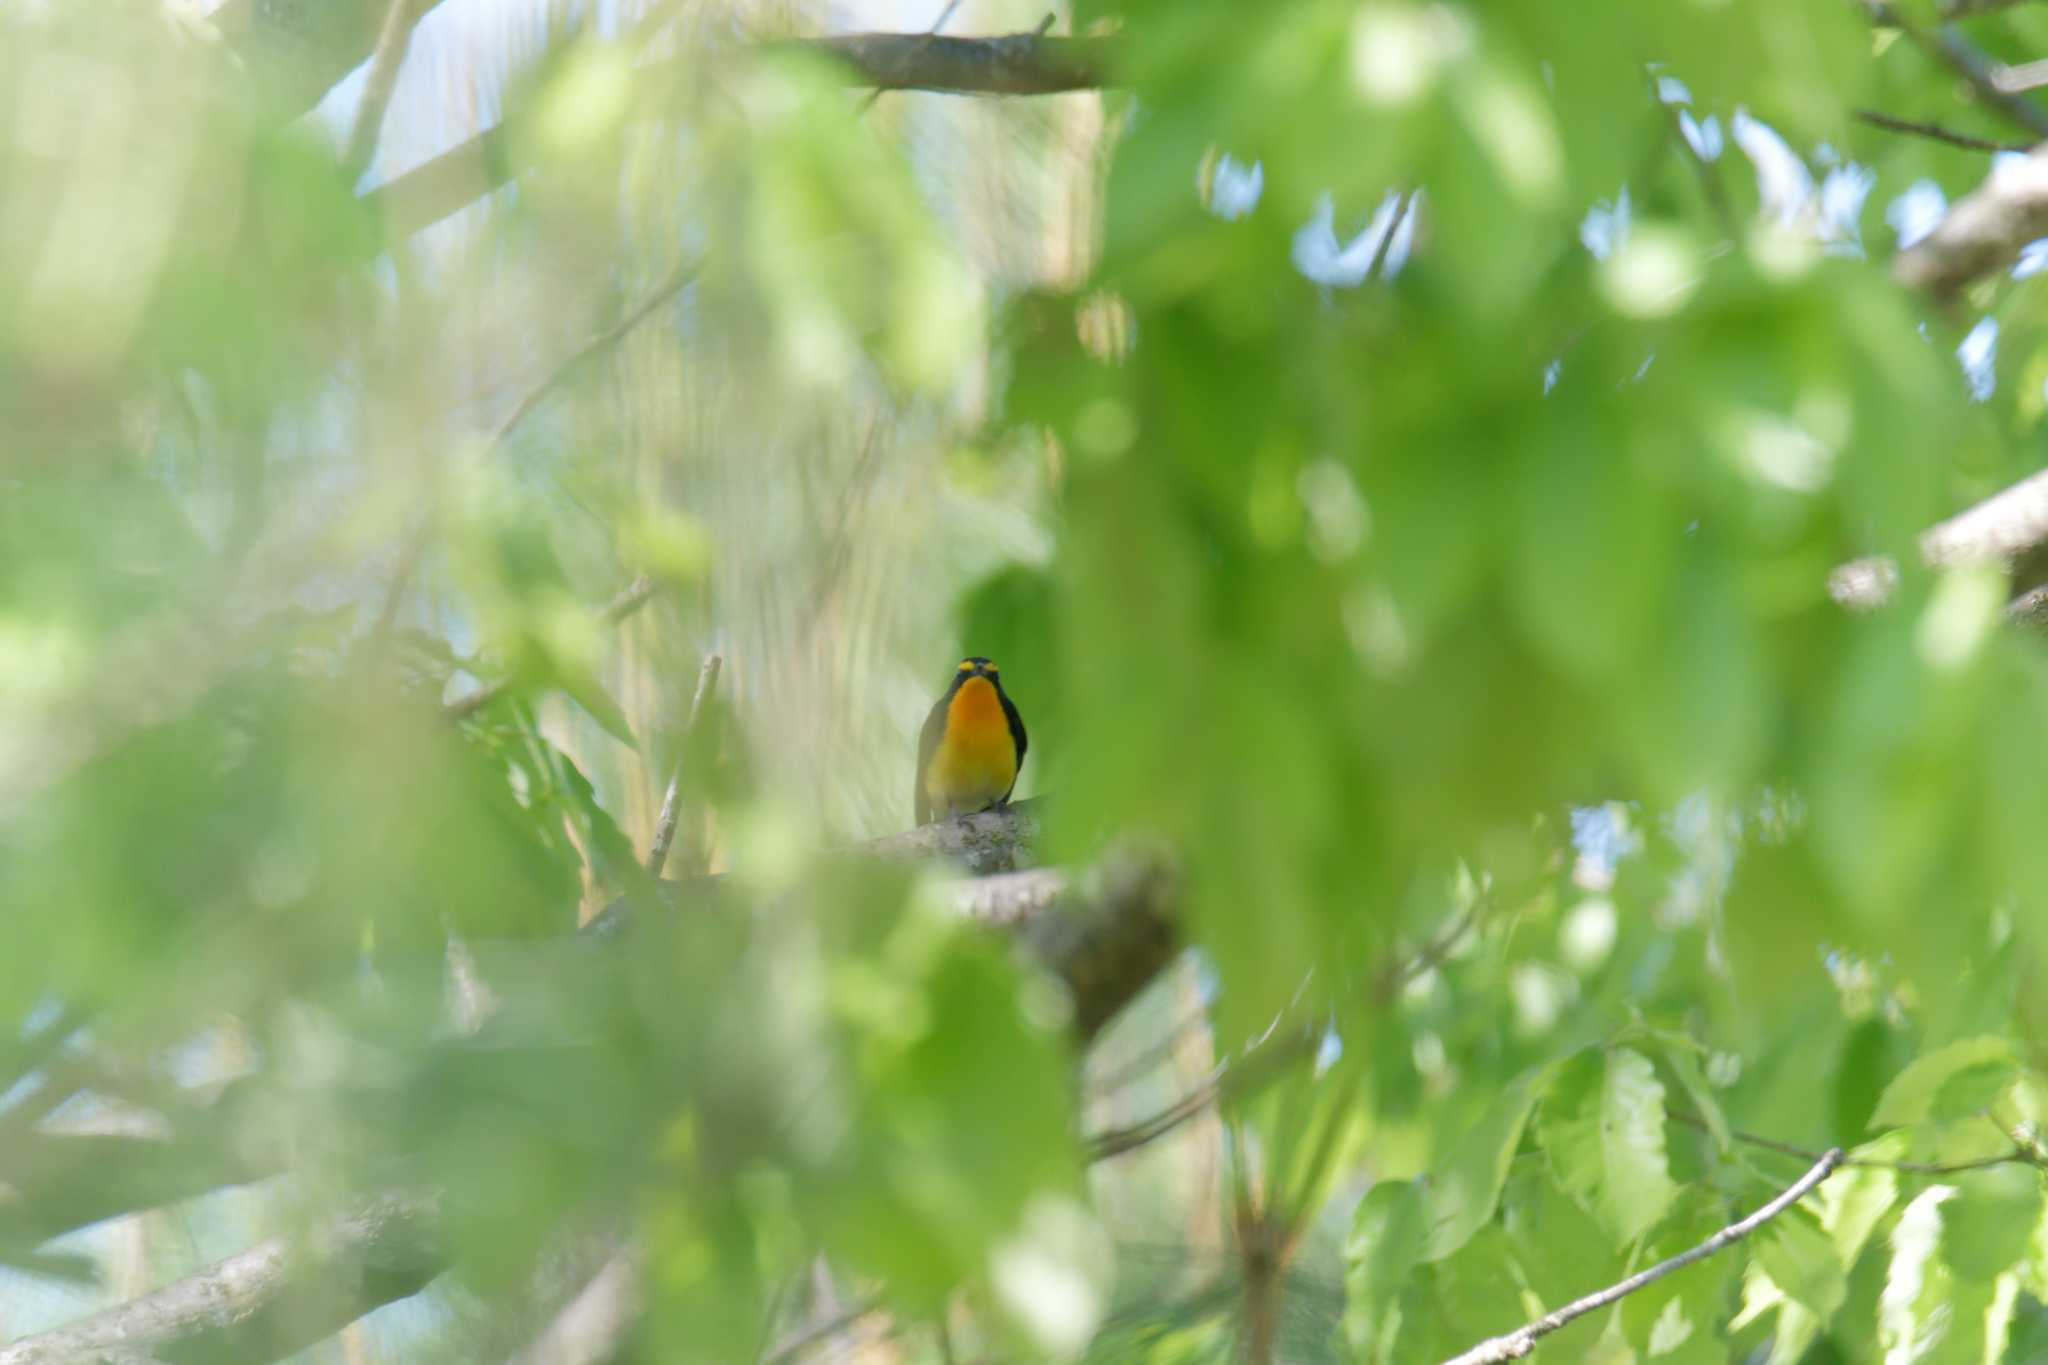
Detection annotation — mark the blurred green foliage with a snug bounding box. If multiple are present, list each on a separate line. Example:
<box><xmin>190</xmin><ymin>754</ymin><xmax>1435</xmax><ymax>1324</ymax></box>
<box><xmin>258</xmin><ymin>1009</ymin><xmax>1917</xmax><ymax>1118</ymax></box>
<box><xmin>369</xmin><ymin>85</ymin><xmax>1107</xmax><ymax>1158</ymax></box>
<box><xmin>10</xmin><ymin>0</ymin><xmax>2048</xmax><ymax>1362</ymax></box>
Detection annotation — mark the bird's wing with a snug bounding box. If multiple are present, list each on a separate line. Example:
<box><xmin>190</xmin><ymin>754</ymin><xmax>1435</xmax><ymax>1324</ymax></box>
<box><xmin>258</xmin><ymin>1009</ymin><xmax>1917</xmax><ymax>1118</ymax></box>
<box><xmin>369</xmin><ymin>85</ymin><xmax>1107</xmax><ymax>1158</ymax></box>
<box><xmin>914</xmin><ymin>691</ymin><xmax>949</xmax><ymax>825</ymax></box>
<box><xmin>1000</xmin><ymin>688</ymin><xmax>1028</xmax><ymax>802</ymax></box>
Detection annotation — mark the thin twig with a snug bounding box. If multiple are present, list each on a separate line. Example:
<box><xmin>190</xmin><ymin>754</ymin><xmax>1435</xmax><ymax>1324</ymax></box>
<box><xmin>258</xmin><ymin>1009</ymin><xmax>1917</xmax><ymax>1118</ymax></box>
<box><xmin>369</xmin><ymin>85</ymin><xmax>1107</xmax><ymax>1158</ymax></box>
<box><xmin>646</xmin><ymin>653</ymin><xmax>723</xmax><ymax>878</ymax></box>
<box><xmin>1438</xmin><ymin>1148</ymin><xmax>1844</xmax><ymax>1365</ymax></box>
<box><xmin>443</xmin><ymin>576</ymin><xmax>663</xmax><ymax>719</ymax></box>
<box><xmin>1912</xmin><ymin>21</ymin><xmax>2048</xmax><ymax>141</ymax></box>
<box><xmin>598</xmin><ymin>574</ymin><xmax>658</xmax><ymax>625</ymax></box>
<box><xmin>1854</xmin><ymin>109</ymin><xmax>2029</xmax><ymax>153</ymax></box>
<box><xmin>1085</xmin><ymin>1030</ymin><xmax>1318</xmax><ymax>1162</ymax></box>
<box><xmin>1088</xmin><ymin>1000</ymin><xmax>1214</xmax><ymax>1094</ymax></box>
<box><xmin>1373</xmin><ymin>905</ymin><xmax>1478</xmax><ymax>1006</ymax></box>
<box><xmin>489</xmin><ymin>259</ymin><xmax>703</xmax><ymax>456</ymax></box>
<box><xmin>343</xmin><ymin>0</ymin><xmax>429</xmax><ymax>182</ymax></box>
<box><xmin>1671</xmin><ymin>1109</ymin><xmax>2042</xmax><ymax>1176</ymax></box>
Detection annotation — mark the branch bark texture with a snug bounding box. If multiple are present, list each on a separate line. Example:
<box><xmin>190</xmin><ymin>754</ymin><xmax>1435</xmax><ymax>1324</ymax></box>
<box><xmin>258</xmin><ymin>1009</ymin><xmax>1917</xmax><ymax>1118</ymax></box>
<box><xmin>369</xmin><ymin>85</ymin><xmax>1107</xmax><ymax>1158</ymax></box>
<box><xmin>791</xmin><ymin>32</ymin><xmax>1114</xmax><ymax>95</ymax></box>
<box><xmin>0</xmin><ymin>1194</ymin><xmax>442</xmax><ymax>1365</ymax></box>
<box><xmin>1830</xmin><ymin>467</ymin><xmax>2048</xmax><ymax>611</ymax></box>
<box><xmin>1895</xmin><ymin>148</ymin><xmax>2048</xmax><ymax>302</ymax></box>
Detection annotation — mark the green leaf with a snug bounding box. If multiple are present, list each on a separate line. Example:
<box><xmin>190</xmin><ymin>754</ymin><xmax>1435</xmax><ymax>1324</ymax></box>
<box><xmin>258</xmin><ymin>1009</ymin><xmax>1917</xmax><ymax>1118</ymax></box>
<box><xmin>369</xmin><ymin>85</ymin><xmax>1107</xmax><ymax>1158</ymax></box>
<box><xmin>1880</xmin><ymin>1188</ymin><xmax>2020</xmax><ymax>1364</ymax></box>
<box><xmin>1619</xmin><ymin>1187</ymin><xmax>1739</xmax><ymax>1365</ymax></box>
<box><xmin>1869</xmin><ymin>1037</ymin><xmax>2019</xmax><ymax>1130</ymax></box>
<box><xmin>1756</xmin><ymin>1204</ymin><xmax>1847</xmax><ymax>1325</ymax></box>
<box><xmin>1343</xmin><ymin>1179</ymin><xmax>1426</xmax><ymax>1362</ymax></box>
<box><xmin>1500</xmin><ymin>1155</ymin><xmax>1623</xmax><ymax>1355</ymax></box>
<box><xmin>1659</xmin><ymin>1041</ymin><xmax>1730</xmax><ymax>1156</ymax></box>
<box><xmin>1538</xmin><ymin>1047</ymin><xmax>1679</xmax><ymax>1246</ymax></box>
<box><xmin>1822</xmin><ymin>1134</ymin><xmax>1901</xmax><ymax>1272</ymax></box>
<box><xmin>1423</xmin><ymin>1061</ymin><xmax>1557</xmax><ymax>1261</ymax></box>
<box><xmin>1941</xmin><ymin>1164</ymin><xmax>2043</xmax><ymax>1283</ymax></box>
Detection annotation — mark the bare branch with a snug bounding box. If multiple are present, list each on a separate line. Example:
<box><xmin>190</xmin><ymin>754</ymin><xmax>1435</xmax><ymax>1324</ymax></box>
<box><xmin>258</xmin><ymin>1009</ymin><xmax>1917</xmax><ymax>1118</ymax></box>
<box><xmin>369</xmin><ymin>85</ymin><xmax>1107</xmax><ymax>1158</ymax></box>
<box><xmin>646</xmin><ymin>653</ymin><xmax>723</xmax><ymax>878</ymax></box>
<box><xmin>598</xmin><ymin>575</ymin><xmax>659</xmax><ymax>625</ymax></box>
<box><xmin>859</xmin><ymin>0</ymin><xmax>968</xmax><ymax>113</ymax></box>
<box><xmin>1917</xmin><ymin>24</ymin><xmax>2048</xmax><ymax>140</ymax></box>
<box><xmin>792</xmin><ymin>31</ymin><xmax>1113</xmax><ymax>96</ymax></box>
<box><xmin>596</xmin><ymin>807</ymin><xmax>1179</xmax><ymax>1043</ymax></box>
<box><xmin>0</xmin><ymin>1194</ymin><xmax>443</xmax><ymax>1365</ymax></box>
<box><xmin>1437</xmin><ymin>1149</ymin><xmax>1844</xmax><ymax>1365</ymax></box>
<box><xmin>1084</xmin><ymin>1029</ymin><xmax>1318</xmax><ymax>1162</ymax></box>
<box><xmin>1865</xmin><ymin>2</ymin><xmax>2048</xmax><ymax>141</ymax></box>
<box><xmin>1830</xmin><ymin>467</ymin><xmax>2048</xmax><ymax>611</ymax></box>
<box><xmin>858</xmin><ymin>798</ymin><xmax>1043</xmax><ymax>876</ymax></box>
<box><xmin>341</xmin><ymin>0</ymin><xmax>431</xmax><ymax>182</ymax></box>
<box><xmin>1671</xmin><ymin>1110</ymin><xmax>2043</xmax><ymax>1176</ymax></box>
<box><xmin>1893</xmin><ymin>148</ymin><xmax>2048</xmax><ymax>302</ymax></box>
<box><xmin>504</xmin><ymin>1248</ymin><xmax>641</xmax><ymax>1365</ymax></box>
<box><xmin>363</xmin><ymin>33</ymin><xmax>1114</xmax><ymax>244</ymax></box>
<box><xmin>488</xmin><ymin>260</ymin><xmax>703</xmax><ymax>457</ymax></box>
<box><xmin>443</xmin><ymin>574</ymin><xmax>665</xmax><ymax>719</ymax></box>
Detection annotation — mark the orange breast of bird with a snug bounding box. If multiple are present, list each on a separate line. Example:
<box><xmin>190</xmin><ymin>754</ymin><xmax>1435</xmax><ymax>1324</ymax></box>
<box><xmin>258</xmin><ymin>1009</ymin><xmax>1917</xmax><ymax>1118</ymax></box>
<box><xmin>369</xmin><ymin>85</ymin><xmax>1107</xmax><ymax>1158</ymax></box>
<box><xmin>926</xmin><ymin>676</ymin><xmax>1018</xmax><ymax>815</ymax></box>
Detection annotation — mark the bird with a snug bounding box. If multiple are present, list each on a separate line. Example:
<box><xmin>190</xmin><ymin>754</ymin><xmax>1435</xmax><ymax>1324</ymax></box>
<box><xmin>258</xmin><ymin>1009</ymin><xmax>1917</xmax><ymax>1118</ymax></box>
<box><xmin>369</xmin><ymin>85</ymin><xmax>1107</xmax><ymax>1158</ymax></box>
<box><xmin>915</xmin><ymin>656</ymin><xmax>1027</xmax><ymax>825</ymax></box>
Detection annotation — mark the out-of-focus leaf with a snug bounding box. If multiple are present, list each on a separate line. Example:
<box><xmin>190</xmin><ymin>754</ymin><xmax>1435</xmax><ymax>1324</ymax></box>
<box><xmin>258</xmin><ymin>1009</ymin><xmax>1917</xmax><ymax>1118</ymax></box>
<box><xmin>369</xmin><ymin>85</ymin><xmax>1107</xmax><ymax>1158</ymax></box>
<box><xmin>1756</xmin><ymin>1204</ymin><xmax>1846</xmax><ymax>1325</ymax></box>
<box><xmin>1869</xmin><ymin>1037</ymin><xmax>2019</xmax><ymax>1130</ymax></box>
<box><xmin>1342</xmin><ymin>1178</ymin><xmax>1426</xmax><ymax>1363</ymax></box>
<box><xmin>1423</xmin><ymin>1060</ymin><xmax>1557</xmax><ymax>1261</ymax></box>
<box><xmin>1880</xmin><ymin>1188</ymin><xmax>2019</xmax><ymax>1364</ymax></box>
<box><xmin>1619</xmin><ymin>1186</ymin><xmax>1740</xmax><ymax>1365</ymax></box>
<box><xmin>1822</xmin><ymin>1134</ymin><xmax>1901</xmax><ymax>1273</ymax></box>
<box><xmin>1538</xmin><ymin>1047</ymin><xmax>1678</xmax><ymax>1246</ymax></box>
<box><xmin>1941</xmin><ymin>1164</ymin><xmax>2043</xmax><ymax>1283</ymax></box>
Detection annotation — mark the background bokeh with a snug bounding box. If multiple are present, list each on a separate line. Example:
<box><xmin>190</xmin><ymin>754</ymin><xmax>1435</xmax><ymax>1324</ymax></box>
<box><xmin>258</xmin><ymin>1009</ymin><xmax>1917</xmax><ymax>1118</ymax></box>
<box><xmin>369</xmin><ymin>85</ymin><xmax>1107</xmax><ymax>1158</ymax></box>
<box><xmin>10</xmin><ymin>0</ymin><xmax>2048</xmax><ymax>1361</ymax></box>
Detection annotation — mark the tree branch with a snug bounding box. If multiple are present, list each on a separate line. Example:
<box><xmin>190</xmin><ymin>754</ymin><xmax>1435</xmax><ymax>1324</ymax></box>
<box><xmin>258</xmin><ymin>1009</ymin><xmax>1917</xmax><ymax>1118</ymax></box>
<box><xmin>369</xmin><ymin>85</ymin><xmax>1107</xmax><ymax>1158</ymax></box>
<box><xmin>858</xmin><ymin>798</ymin><xmax>1043</xmax><ymax>876</ymax></box>
<box><xmin>1830</xmin><ymin>467</ymin><xmax>2048</xmax><ymax>611</ymax></box>
<box><xmin>2</xmin><ymin>835</ymin><xmax>1175</xmax><ymax>1364</ymax></box>
<box><xmin>213</xmin><ymin>0</ymin><xmax>453</xmax><ymax>123</ymax></box>
<box><xmin>1437</xmin><ymin>1148</ymin><xmax>1845</xmax><ymax>1365</ymax></box>
<box><xmin>0</xmin><ymin>1194</ymin><xmax>443</xmax><ymax>1365</ymax></box>
<box><xmin>595</xmin><ymin>809</ymin><xmax>1180</xmax><ymax>1044</ymax></box>
<box><xmin>1895</xmin><ymin>146</ymin><xmax>2048</xmax><ymax>301</ymax></box>
<box><xmin>502</xmin><ymin>1247</ymin><xmax>640</xmax><ymax>1365</ymax></box>
<box><xmin>341</xmin><ymin>0</ymin><xmax>432</xmax><ymax>183</ymax></box>
<box><xmin>362</xmin><ymin>33</ymin><xmax>1114</xmax><ymax>244</ymax></box>
<box><xmin>791</xmin><ymin>32</ymin><xmax>1113</xmax><ymax>96</ymax></box>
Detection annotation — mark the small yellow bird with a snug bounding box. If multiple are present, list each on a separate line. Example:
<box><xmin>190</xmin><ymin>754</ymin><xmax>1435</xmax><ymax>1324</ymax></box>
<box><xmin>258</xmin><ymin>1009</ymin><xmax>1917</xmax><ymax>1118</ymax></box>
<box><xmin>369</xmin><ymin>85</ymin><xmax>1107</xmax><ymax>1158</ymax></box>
<box><xmin>915</xmin><ymin>657</ymin><xmax>1028</xmax><ymax>825</ymax></box>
